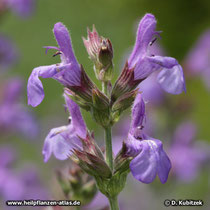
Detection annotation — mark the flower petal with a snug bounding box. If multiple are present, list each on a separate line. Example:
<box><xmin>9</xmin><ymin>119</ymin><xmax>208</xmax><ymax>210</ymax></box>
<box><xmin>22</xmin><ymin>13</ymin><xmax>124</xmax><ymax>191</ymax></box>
<box><xmin>155</xmin><ymin>140</ymin><xmax>171</xmax><ymax>183</ymax></box>
<box><xmin>128</xmin><ymin>13</ymin><xmax>157</xmax><ymax>67</ymax></box>
<box><xmin>130</xmin><ymin>140</ymin><xmax>158</xmax><ymax>183</ymax></box>
<box><xmin>129</xmin><ymin>139</ymin><xmax>171</xmax><ymax>184</ymax></box>
<box><xmin>125</xmin><ymin>133</ymin><xmax>142</xmax><ymax>157</ymax></box>
<box><xmin>157</xmin><ymin>64</ymin><xmax>186</xmax><ymax>94</ymax></box>
<box><xmin>133</xmin><ymin>57</ymin><xmax>159</xmax><ymax>80</ymax></box>
<box><xmin>138</xmin><ymin>72</ymin><xmax>164</xmax><ymax>105</ymax></box>
<box><xmin>148</xmin><ymin>55</ymin><xmax>178</xmax><ymax>69</ymax></box>
<box><xmin>53</xmin><ymin>22</ymin><xmax>79</xmax><ymax>68</ymax></box>
<box><xmin>64</xmin><ymin>93</ymin><xmax>86</xmax><ymax>138</ymax></box>
<box><xmin>130</xmin><ymin>93</ymin><xmax>145</xmax><ymax>136</ymax></box>
<box><xmin>27</xmin><ymin>64</ymin><xmax>70</xmax><ymax>107</ymax></box>
<box><xmin>42</xmin><ymin>126</ymin><xmax>73</xmax><ymax>162</ymax></box>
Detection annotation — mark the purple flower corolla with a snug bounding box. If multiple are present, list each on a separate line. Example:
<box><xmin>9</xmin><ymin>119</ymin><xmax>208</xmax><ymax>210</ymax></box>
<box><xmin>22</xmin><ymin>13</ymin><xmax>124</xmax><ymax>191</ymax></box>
<box><xmin>0</xmin><ymin>78</ymin><xmax>39</xmax><ymax>139</ymax></box>
<box><xmin>185</xmin><ymin>29</ymin><xmax>210</xmax><ymax>90</ymax></box>
<box><xmin>42</xmin><ymin>93</ymin><xmax>86</xmax><ymax>162</ymax></box>
<box><xmin>139</xmin><ymin>72</ymin><xmax>164</xmax><ymax>105</ymax></box>
<box><xmin>138</xmin><ymin>43</ymin><xmax>165</xmax><ymax>105</ymax></box>
<box><xmin>27</xmin><ymin>22</ymin><xmax>81</xmax><ymax>107</ymax></box>
<box><xmin>169</xmin><ymin>122</ymin><xmax>209</xmax><ymax>182</ymax></box>
<box><xmin>125</xmin><ymin>93</ymin><xmax>171</xmax><ymax>184</ymax></box>
<box><xmin>5</xmin><ymin>0</ymin><xmax>35</xmax><ymax>18</ymax></box>
<box><xmin>128</xmin><ymin>13</ymin><xmax>186</xmax><ymax>95</ymax></box>
<box><xmin>0</xmin><ymin>34</ymin><xmax>18</xmax><ymax>71</ymax></box>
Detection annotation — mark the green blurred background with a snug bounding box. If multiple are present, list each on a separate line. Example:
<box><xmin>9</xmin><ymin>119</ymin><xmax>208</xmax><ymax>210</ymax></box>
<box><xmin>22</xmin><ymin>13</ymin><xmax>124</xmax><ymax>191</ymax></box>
<box><xmin>1</xmin><ymin>0</ymin><xmax>210</xmax><ymax>209</ymax></box>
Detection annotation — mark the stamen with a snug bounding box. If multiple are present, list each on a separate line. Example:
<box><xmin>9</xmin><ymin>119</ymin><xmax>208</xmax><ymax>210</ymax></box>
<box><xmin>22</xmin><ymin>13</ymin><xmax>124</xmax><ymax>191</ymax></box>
<box><xmin>68</xmin><ymin>116</ymin><xmax>72</xmax><ymax>123</ymax></box>
<box><xmin>149</xmin><ymin>37</ymin><xmax>157</xmax><ymax>46</ymax></box>
<box><xmin>53</xmin><ymin>51</ymin><xmax>62</xmax><ymax>57</ymax></box>
<box><xmin>137</xmin><ymin>126</ymin><xmax>144</xmax><ymax>130</ymax></box>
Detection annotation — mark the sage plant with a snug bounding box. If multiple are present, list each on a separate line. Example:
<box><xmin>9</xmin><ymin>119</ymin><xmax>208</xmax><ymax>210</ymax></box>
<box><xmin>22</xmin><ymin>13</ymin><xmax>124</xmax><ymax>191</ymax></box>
<box><xmin>27</xmin><ymin>13</ymin><xmax>186</xmax><ymax>209</ymax></box>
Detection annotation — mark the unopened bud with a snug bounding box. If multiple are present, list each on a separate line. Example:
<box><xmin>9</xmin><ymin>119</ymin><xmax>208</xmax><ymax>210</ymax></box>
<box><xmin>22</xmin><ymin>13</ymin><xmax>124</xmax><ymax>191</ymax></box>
<box><xmin>111</xmin><ymin>62</ymin><xmax>144</xmax><ymax>104</ymax></box>
<box><xmin>114</xmin><ymin>142</ymin><xmax>132</xmax><ymax>174</ymax></box>
<box><xmin>71</xmin><ymin>132</ymin><xmax>112</xmax><ymax>179</ymax></box>
<box><xmin>83</xmin><ymin>25</ymin><xmax>113</xmax><ymax>82</ymax></box>
<box><xmin>111</xmin><ymin>89</ymin><xmax>139</xmax><ymax>124</ymax></box>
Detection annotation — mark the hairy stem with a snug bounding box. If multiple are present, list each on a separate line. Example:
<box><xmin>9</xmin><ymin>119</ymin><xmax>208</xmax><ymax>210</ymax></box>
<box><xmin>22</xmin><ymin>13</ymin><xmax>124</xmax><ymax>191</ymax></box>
<box><xmin>108</xmin><ymin>196</ymin><xmax>120</xmax><ymax>210</ymax></box>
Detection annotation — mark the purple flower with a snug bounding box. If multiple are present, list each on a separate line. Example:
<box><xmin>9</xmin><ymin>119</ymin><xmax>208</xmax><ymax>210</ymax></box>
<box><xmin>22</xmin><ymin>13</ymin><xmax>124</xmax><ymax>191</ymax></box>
<box><xmin>0</xmin><ymin>78</ymin><xmax>39</xmax><ymax>139</ymax></box>
<box><xmin>27</xmin><ymin>22</ymin><xmax>82</xmax><ymax>107</ymax></box>
<box><xmin>128</xmin><ymin>13</ymin><xmax>186</xmax><ymax>95</ymax></box>
<box><xmin>5</xmin><ymin>0</ymin><xmax>35</xmax><ymax>18</ymax></box>
<box><xmin>0</xmin><ymin>34</ymin><xmax>18</xmax><ymax>71</ymax></box>
<box><xmin>42</xmin><ymin>93</ymin><xmax>86</xmax><ymax>162</ymax></box>
<box><xmin>169</xmin><ymin>122</ymin><xmax>209</xmax><ymax>182</ymax></box>
<box><xmin>125</xmin><ymin>93</ymin><xmax>171</xmax><ymax>184</ymax></box>
<box><xmin>184</xmin><ymin>29</ymin><xmax>210</xmax><ymax>90</ymax></box>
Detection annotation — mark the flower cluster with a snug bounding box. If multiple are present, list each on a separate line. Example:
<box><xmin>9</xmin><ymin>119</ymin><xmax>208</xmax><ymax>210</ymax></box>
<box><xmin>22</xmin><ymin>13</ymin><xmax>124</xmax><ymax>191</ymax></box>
<box><xmin>27</xmin><ymin>13</ymin><xmax>186</xmax><ymax>209</ymax></box>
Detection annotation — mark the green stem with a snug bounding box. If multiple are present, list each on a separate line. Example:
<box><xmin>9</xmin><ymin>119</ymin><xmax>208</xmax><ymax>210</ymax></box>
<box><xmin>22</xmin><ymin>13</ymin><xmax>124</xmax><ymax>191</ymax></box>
<box><xmin>102</xmin><ymin>80</ymin><xmax>119</xmax><ymax>210</ymax></box>
<box><xmin>108</xmin><ymin>196</ymin><xmax>120</xmax><ymax>210</ymax></box>
<box><xmin>105</xmin><ymin>126</ymin><xmax>113</xmax><ymax>171</ymax></box>
<box><xmin>102</xmin><ymin>81</ymin><xmax>108</xmax><ymax>96</ymax></box>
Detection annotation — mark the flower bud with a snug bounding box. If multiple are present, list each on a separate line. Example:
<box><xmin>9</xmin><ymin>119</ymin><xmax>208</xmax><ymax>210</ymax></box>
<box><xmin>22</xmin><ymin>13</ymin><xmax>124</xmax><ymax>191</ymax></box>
<box><xmin>83</xmin><ymin>25</ymin><xmax>113</xmax><ymax>82</ymax></box>
<box><xmin>111</xmin><ymin>62</ymin><xmax>144</xmax><ymax>104</ymax></box>
<box><xmin>71</xmin><ymin>132</ymin><xmax>112</xmax><ymax>179</ymax></box>
<box><xmin>114</xmin><ymin>142</ymin><xmax>132</xmax><ymax>174</ymax></box>
<box><xmin>111</xmin><ymin>89</ymin><xmax>139</xmax><ymax>124</ymax></box>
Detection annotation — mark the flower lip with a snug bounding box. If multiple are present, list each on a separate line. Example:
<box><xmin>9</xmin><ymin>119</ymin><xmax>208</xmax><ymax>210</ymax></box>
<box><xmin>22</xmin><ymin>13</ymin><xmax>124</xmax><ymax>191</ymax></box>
<box><xmin>27</xmin><ymin>22</ymin><xmax>83</xmax><ymax>107</ymax></box>
<box><xmin>124</xmin><ymin>92</ymin><xmax>171</xmax><ymax>184</ymax></box>
<box><xmin>42</xmin><ymin>95</ymin><xmax>86</xmax><ymax>162</ymax></box>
